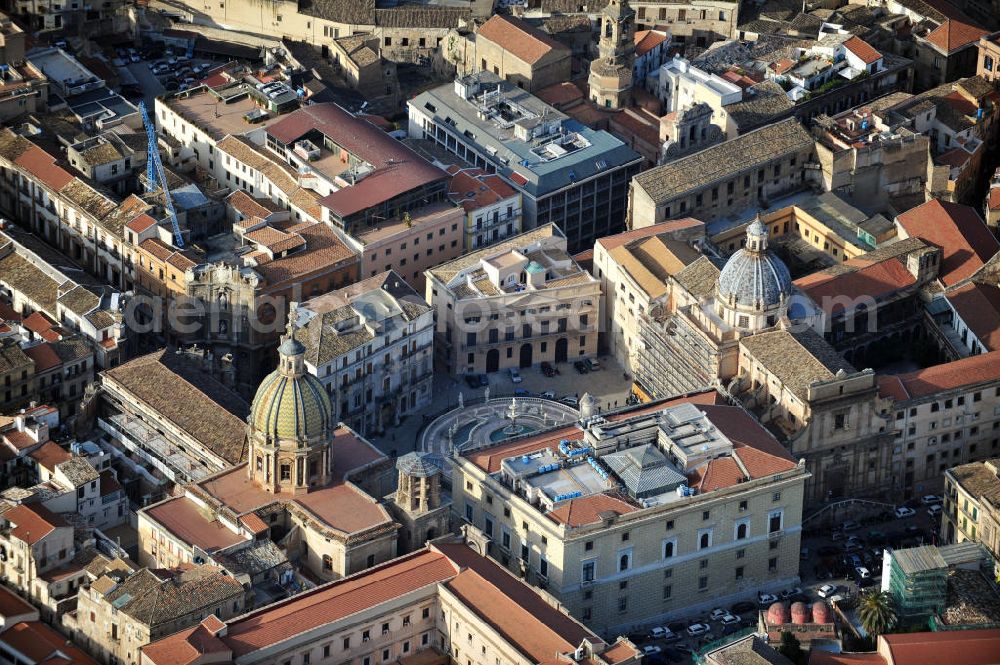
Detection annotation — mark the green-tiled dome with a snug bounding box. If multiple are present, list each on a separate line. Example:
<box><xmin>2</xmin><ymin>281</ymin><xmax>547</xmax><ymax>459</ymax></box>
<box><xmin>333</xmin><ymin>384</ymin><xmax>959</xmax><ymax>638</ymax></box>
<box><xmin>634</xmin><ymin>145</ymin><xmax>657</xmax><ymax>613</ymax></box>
<box><xmin>250</xmin><ymin>333</ymin><xmax>332</xmax><ymax>441</ymax></box>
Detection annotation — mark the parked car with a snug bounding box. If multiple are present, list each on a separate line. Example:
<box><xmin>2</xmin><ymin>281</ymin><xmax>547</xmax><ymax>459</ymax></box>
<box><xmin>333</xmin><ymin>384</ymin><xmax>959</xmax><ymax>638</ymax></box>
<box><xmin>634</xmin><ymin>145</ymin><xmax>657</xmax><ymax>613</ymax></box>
<box><xmin>649</xmin><ymin>627</ymin><xmax>672</xmax><ymax>640</ymax></box>
<box><xmin>927</xmin><ymin>504</ymin><xmax>942</xmax><ymax>518</ymax></box>
<box><xmin>509</xmin><ymin>367</ymin><xmax>522</xmax><ymax>383</ymax></box>
<box><xmin>758</xmin><ymin>593</ymin><xmax>778</xmax><ymax>606</ymax></box>
<box><xmin>894</xmin><ymin>506</ymin><xmax>916</xmax><ymax>518</ymax></box>
<box><xmin>854</xmin><ymin>566</ymin><xmax>872</xmax><ymax>580</ymax></box>
<box><xmin>780</xmin><ymin>587</ymin><xmax>802</xmax><ymax>600</ymax></box>
<box><xmin>709</xmin><ymin>608</ymin><xmax>728</xmax><ymax>621</ymax></box>
<box><xmin>720</xmin><ymin>614</ymin><xmax>740</xmax><ymax>626</ymax></box>
<box><xmin>573</xmin><ymin>360</ymin><xmax>589</xmax><ymax>374</ymax></box>
<box><xmin>540</xmin><ymin>361</ymin><xmax>556</xmax><ymax>377</ymax></box>
<box><xmin>817</xmin><ymin>584</ymin><xmax>838</xmax><ymax>598</ymax></box>
<box><xmin>686</xmin><ymin>623</ymin><xmax>710</xmax><ymax>636</ymax></box>
<box><xmin>586</xmin><ymin>357</ymin><xmax>600</xmax><ymax>371</ymax></box>
<box><xmin>560</xmin><ymin>396</ymin><xmax>579</xmax><ymax>407</ymax></box>
<box><xmin>643</xmin><ymin>646</ymin><xmax>662</xmax><ymax>656</ymax></box>
<box><xmin>922</xmin><ymin>495</ymin><xmax>942</xmax><ymax>505</ymax></box>
<box><xmin>540</xmin><ymin>390</ymin><xmax>556</xmax><ymax>399</ymax></box>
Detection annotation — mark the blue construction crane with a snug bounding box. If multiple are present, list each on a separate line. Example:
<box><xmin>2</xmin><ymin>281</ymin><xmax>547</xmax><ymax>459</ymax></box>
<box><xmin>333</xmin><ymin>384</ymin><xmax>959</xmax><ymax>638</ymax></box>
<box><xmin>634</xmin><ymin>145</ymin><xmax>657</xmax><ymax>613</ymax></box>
<box><xmin>138</xmin><ymin>101</ymin><xmax>184</xmax><ymax>248</ymax></box>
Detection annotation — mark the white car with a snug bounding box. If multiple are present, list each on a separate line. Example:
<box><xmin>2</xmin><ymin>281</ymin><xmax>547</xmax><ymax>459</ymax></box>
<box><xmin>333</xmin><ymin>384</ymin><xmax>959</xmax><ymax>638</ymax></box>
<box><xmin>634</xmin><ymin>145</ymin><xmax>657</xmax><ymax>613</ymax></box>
<box><xmin>643</xmin><ymin>646</ymin><xmax>662</xmax><ymax>656</ymax></box>
<box><xmin>709</xmin><ymin>608</ymin><xmax>728</xmax><ymax>621</ymax></box>
<box><xmin>509</xmin><ymin>368</ymin><xmax>522</xmax><ymax>383</ymax></box>
<box><xmin>649</xmin><ymin>627</ymin><xmax>671</xmax><ymax>639</ymax></box>
<box><xmin>894</xmin><ymin>506</ymin><xmax>916</xmax><ymax>518</ymax></box>
<box><xmin>720</xmin><ymin>614</ymin><xmax>740</xmax><ymax>626</ymax></box>
<box><xmin>560</xmin><ymin>396</ymin><xmax>579</xmax><ymax>407</ymax></box>
<box><xmin>817</xmin><ymin>584</ymin><xmax>838</xmax><ymax>598</ymax></box>
<box><xmin>927</xmin><ymin>504</ymin><xmax>942</xmax><ymax>518</ymax></box>
<box><xmin>540</xmin><ymin>390</ymin><xmax>556</xmax><ymax>399</ymax></box>
<box><xmin>921</xmin><ymin>495</ymin><xmax>942</xmax><ymax>505</ymax></box>
<box><xmin>758</xmin><ymin>593</ymin><xmax>778</xmax><ymax>605</ymax></box>
<box><xmin>687</xmin><ymin>623</ymin><xmax>710</xmax><ymax>636</ymax></box>
<box><xmin>855</xmin><ymin>566</ymin><xmax>871</xmax><ymax>580</ymax></box>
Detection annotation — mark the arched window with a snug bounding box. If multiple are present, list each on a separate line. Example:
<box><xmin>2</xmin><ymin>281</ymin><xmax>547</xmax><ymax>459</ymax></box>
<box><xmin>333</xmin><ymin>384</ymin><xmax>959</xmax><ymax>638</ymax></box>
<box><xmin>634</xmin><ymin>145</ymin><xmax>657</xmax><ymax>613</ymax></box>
<box><xmin>619</xmin><ymin>553</ymin><xmax>630</xmax><ymax>571</ymax></box>
<box><xmin>700</xmin><ymin>533</ymin><xmax>710</xmax><ymax>549</ymax></box>
<box><xmin>663</xmin><ymin>541</ymin><xmax>674</xmax><ymax>558</ymax></box>
<box><xmin>736</xmin><ymin>523</ymin><xmax>748</xmax><ymax>540</ymax></box>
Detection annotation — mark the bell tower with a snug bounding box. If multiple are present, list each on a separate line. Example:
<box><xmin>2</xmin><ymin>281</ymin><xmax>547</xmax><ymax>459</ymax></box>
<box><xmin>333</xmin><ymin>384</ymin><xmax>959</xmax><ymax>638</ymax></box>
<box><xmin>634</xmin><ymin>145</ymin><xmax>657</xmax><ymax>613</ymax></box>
<box><xmin>588</xmin><ymin>0</ymin><xmax>636</xmax><ymax>109</ymax></box>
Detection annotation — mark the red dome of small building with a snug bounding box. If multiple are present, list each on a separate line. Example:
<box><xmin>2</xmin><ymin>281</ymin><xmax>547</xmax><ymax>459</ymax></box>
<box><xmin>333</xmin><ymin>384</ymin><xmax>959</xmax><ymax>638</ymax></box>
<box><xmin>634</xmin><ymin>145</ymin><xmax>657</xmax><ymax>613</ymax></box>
<box><xmin>812</xmin><ymin>601</ymin><xmax>833</xmax><ymax>624</ymax></box>
<box><xmin>790</xmin><ymin>601</ymin><xmax>811</xmax><ymax>624</ymax></box>
<box><xmin>767</xmin><ymin>602</ymin><xmax>789</xmax><ymax>624</ymax></box>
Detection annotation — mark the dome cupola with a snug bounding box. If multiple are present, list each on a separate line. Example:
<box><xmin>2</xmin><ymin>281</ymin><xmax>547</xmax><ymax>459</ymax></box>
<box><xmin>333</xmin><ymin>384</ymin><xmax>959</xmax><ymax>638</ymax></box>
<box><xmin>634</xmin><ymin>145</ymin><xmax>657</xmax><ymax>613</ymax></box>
<box><xmin>715</xmin><ymin>216</ymin><xmax>791</xmax><ymax>332</ymax></box>
<box><xmin>247</xmin><ymin>311</ymin><xmax>335</xmax><ymax>493</ymax></box>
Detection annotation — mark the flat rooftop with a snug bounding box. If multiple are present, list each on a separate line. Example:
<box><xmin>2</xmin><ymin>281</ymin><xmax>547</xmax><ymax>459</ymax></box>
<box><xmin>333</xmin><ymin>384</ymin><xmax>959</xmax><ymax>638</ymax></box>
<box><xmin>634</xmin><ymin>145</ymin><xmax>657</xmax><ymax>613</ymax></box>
<box><xmin>162</xmin><ymin>86</ymin><xmax>282</xmax><ymax>141</ymax></box>
<box><xmin>28</xmin><ymin>47</ymin><xmax>96</xmax><ymax>85</ymax></box>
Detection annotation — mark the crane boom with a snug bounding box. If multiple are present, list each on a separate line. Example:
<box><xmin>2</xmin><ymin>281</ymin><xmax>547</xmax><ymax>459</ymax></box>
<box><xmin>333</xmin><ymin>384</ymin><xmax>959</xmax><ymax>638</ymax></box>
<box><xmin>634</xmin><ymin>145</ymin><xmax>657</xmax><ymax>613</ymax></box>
<box><xmin>138</xmin><ymin>101</ymin><xmax>184</xmax><ymax>248</ymax></box>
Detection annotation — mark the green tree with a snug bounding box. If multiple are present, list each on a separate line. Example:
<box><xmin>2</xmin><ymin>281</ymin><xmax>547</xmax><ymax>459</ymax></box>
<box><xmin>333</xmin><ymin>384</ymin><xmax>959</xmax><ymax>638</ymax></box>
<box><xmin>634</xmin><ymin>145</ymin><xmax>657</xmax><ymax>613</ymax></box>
<box><xmin>858</xmin><ymin>590</ymin><xmax>898</xmax><ymax>638</ymax></box>
<box><xmin>777</xmin><ymin>631</ymin><xmax>806</xmax><ymax>665</ymax></box>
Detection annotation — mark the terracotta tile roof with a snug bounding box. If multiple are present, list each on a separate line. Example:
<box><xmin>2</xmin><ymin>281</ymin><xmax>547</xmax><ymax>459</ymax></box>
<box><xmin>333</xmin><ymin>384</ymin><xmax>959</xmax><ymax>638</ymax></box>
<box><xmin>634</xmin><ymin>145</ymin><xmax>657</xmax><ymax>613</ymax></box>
<box><xmin>29</xmin><ymin>441</ymin><xmax>71</xmax><ymax>472</ymax></box>
<box><xmin>769</xmin><ymin>58</ymin><xmax>797</xmax><ymax>74</ymax></box>
<box><xmin>140</xmin><ymin>617</ymin><xmax>231</xmax><ymax>665</ymax></box>
<box><xmin>144</xmin><ymin>496</ymin><xmax>245</xmax><ymax>553</ymax></box>
<box><xmin>103</xmin><ymin>566</ymin><xmax>244</xmax><ymax>628</ymax></box>
<box><xmin>447</xmin><ymin>167</ymin><xmax>518</xmax><ymax>212</ymax></box>
<box><xmin>228</xmin><ymin>189</ymin><xmax>279</xmax><ymax>220</ymax></box>
<box><xmin>22</xmin><ymin>311</ymin><xmax>57</xmax><ymax>335</ymax></box>
<box><xmin>935</xmin><ymin>147</ymin><xmax>972</xmax><ymax>168</ymax></box>
<box><xmin>103</xmin><ymin>349</ymin><xmax>249</xmax><ymax>465</ymax></box>
<box><xmin>547</xmin><ymin>494</ymin><xmax>639</xmax><ymax>526</ymax></box>
<box><xmin>534</xmin><ymin>81</ymin><xmax>585</xmax><ymax>107</ymax></box>
<box><xmin>24</xmin><ymin>343</ymin><xmax>62</xmax><ymax>373</ymax></box>
<box><xmin>691</xmin><ymin>456</ymin><xmax>744</xmax><ymax>491</ymax></box>
<box><xmin>223</xmin><ymin>549</ymin><xmax>458</xmax><ymax>657</ymax></box>
<box><xmin>877</xmin><ymin>350</ymin><xmax>1000</xmax><ymax>400</ymax></box>
<box><xmin>794</xmin><ymin>257</ymin><xmax>916</xmax><ymax>310</ymax></box>
<box><xmin>881</xmin><ymin>628</ymin><xmax>1000</xmax><ymax>665</ymax></box>
<box><xmin>947</xmin><ymin>282</ymin><xmax>1000</xmax><ymax>350</ymax></box>
<box><xmin>0</xmin><ymin>584</ymin><xmax>36</xmax><ymax>619</ymax></box>
<box><xmin>251</xmin><ymin>222</ymin><xmax>357</xmax><ymax>290</ymax></box>
<box><xmin>843</xmin><ymin>36</ymin><xmax>882</xmax><ymax>64</ymax></box>
<box><xmin>14</xmin><ymin>145</ymin><xmax>73</xmax><ymax>192</ymax></box>
<box><xmin>125</xmin><ymin>213</ymin><xmax>158</xmax><ymax>234</ymax></box>
<box><xmin>1</xmin><ymin>621</ymin><xmax>98</xmax><ymax>665</ymax></box>
<box><xmin>635</xmin><ymin>30</ymin><xmax>669</xmax><ymax>56</ymax></box>
<box><xmin>264</xmin><ymin>104</ymin><xmax>446</xmax><ymax>220</ymax></box>
<box><xmin>3</xmin><ymin>503</ymin><xmax>68</xmax><ymax>544</ymax></box>
<box><xmin>603</xmin><ymin>641</ymin><xmax>641</xmax><ymax>664</ymax></box>
<box><xmin>476</xmin><ymin>14</ymin><xmax>570</xmax><ymax>65</ymax></box>
<box><xmin>924</xmin><ymin>19</ymin><xmax>988</xmax><ymax>52</ymax></box>
<box><xmin>896</xmin><ymin>199</ymin><xmax>999</xmax><ymax>286</ymax></box>
<box><xmin>238</xmin><ymin>512</ymin><xmax>268</xmax><ymax>534</ymax></box>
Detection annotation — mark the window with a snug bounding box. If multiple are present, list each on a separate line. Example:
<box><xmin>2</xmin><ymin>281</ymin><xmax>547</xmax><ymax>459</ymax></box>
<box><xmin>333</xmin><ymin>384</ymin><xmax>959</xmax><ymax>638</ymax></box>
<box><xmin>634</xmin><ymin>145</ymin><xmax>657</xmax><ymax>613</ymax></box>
<box><xmin>663</xmin><ymin>585</ymin><xmax>672</xmax><ymax>599</ymax></box>
<box><xmin>773</xmin><ymin>491</ymin><xmax>781</xmax><ymax>501</ymax></box>
<box><xmin>618</xmin><ymin>597</ymin><xmax>628</xmax><ymax>613</ymax></box>
<box><xmin>663</xmin><ymin>538</ymin><xmax>676</xmax><ymax>558</ymax></box>
<box><xmin>280</xmin><ymin>464</ymin><xmax>291</xmax><ymax>481</ymax></box>
<box><xmin>698</xmin><ymin>576</ymin><xmax>708</xmax><ymax>590</ymax></box>
<box><xmin>698</xmin><ymin>529</ymin><xmax>713</xmax><ymax>549</ymax></box>
<box><xmin>666</xmin><ymin>520</ymin><xmax>674</xmax><ymax>530</ymax></box>
<box><xmin>343</xmin><ymin>638</ymin><xmax>350</xmax><ymax>650</ymax></box>
<box><xmin>768</xmin><ymin>557</ymin><xmax>778</xmax><ymax>572</ymax></box>
<box><xmin>702</xmin><ymin>510</ymin><xmax>710</xmax><ymax>520</ymax></box>
<box><xmin>582</xmin><ymin>560</ymin><xmax>596</xmax><ymax>582</ymax></box>
<box><xmin>768</xmin><ymin>510</ymin><xmax>783</xmax><ymax>533</ymax></box>
<box><xmin>382</xmin><ymin>623</ymin><xmax>390</xmax><ymax>635</ymax></box>
<box><xmin>700</xmin><ymin>559</ymin><xmax>708</xmax><ymax>569</ymax></box>
<box><xmin>363</xmin><ymin>630</ymin><xmax>371</xmax><ymax>642</ymax></box>
<box><xmin>585</xmin><ymin>540</ymin><xmax>594</xmax><ymax>551</ymax></box>
<box><xmin>622</xmin><ymin>531</ymin><xmax>630</xmax><ymax>542</ymax></box>
<box><xmin>735</xmin><ymin>521</ymin><xmax>749</xmax><ymax>540</ymax></box>
<box><xmin>736</xmin><ymin>548</ymin><xmax>745</xmax><ymax>559</ymax></box>
<box><xmin>618</xmin><ymin>550</ymin><xmax>632</xmax><ymax>571</ymax></box>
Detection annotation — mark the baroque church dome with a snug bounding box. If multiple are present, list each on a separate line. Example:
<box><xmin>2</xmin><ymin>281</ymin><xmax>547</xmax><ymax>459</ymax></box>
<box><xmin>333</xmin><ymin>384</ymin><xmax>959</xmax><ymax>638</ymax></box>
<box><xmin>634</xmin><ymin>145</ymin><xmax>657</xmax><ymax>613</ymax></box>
<box><xmin>717</xmin><ymin>218</ymin><xmax>791</xmax><ymax>311</ymax></box>
<box><xmin>250</xmin><ymin>328</ymin><xmax>333</xmax><ymax>442</ymax></box>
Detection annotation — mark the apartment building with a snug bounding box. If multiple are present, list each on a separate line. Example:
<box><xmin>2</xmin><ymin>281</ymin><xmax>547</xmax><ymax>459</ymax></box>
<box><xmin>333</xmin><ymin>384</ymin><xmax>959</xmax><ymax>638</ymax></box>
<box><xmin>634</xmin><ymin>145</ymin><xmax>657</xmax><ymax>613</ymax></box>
<box><xmin>592</xmin><ymin>219</ymin><xmax>706</xmax><ymax>371</ymax></box>
<box><xmin>141</xmin><ymin>538</ymin><xmax>642</xmax><ymax>665</ymax></box>
<box><xmin>69</xmin><ymin>566</ymin><xmax>245</xmax><ymax>665</ymax></box>
<box><xmin>0</xmin><ymin>585</ymin><xmax>98</xmax><ymax>665</ymax></box>
<box><xmin>447</xmin><ymin>166</ymin><xmax>522</xmax><ymax>252</ymax></box>
<box><xmin>943</xmin><ymin>458</ymin><xmax>1000</xmax><ymax>558</ymax></box>
<box><xmin>409</xmin><ymin>72</ymin><xmax>644</xmax><ymax>253</ymax></box>
<box><xmin>628</xmin><ymin>118</ymin><xmax>816</xmax><ymax>229</ymax></box>
<box><xmin>0</xmin><ymin>336</ymin><xmax>33</xmax><ymax>412</ymax></box>
<box><xmin>455</xmin><ymin>14</ymin><xmax>573</xmax><ymax>93</ymax></box>
<box><xmin>425</xmin><ymin>225</ymin><xmax>601</xmax><ymax>376</ymax></box>
<box><xmin>978</xmin><ymin>33</ymin><xmax>1000</xmax><ymax>82</ymax></box>
<box><xmin>653</xmin><ymin>56</ymin><xmax>741</xmax><ymax>132</ymax></box>
<box><xmin>0</xmin><ymin>404</ymin><xmax>58</xmax><ymax>488</ymax></box>
<box><xmin>0</xmin><ymin>503</ymin><xmax>76</xmax><ymax>609</ymax></box>
<box><xmin>0</xmin><ymin>13</ymin><xmax>47</xmax><ymax>122</ymax></box>
<box><xmin>298</xmin><ymin>271</ymin><xmax>434</xmax><ymax>438</ymax></box>
<box><xmin>879</xmin><ymin>351</ymin><xmax>1000</xmax><ymax>497</ymax></box>
<box><xmin>98</xmin><ymin>348</ymin><xmax>251</xmax><ymax>484</ymax></box>
<box><xmin>632</xmin><ymin>0</ymin><xmax>739</xmax><ymax>46</ymax></box>
<box><xmin>452</xmin><ymin>391</ymin><xmax>809</xmax><ymax>634</ymax></box>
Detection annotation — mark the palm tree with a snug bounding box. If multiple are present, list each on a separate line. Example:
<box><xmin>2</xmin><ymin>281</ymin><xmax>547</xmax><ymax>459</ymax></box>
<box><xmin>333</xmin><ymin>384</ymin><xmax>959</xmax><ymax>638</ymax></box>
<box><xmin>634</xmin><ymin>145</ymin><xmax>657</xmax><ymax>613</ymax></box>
<box><xmin>858</xmin><ymin>589</ymin><xmax>898</xmax><ymax>638</ymax></box>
